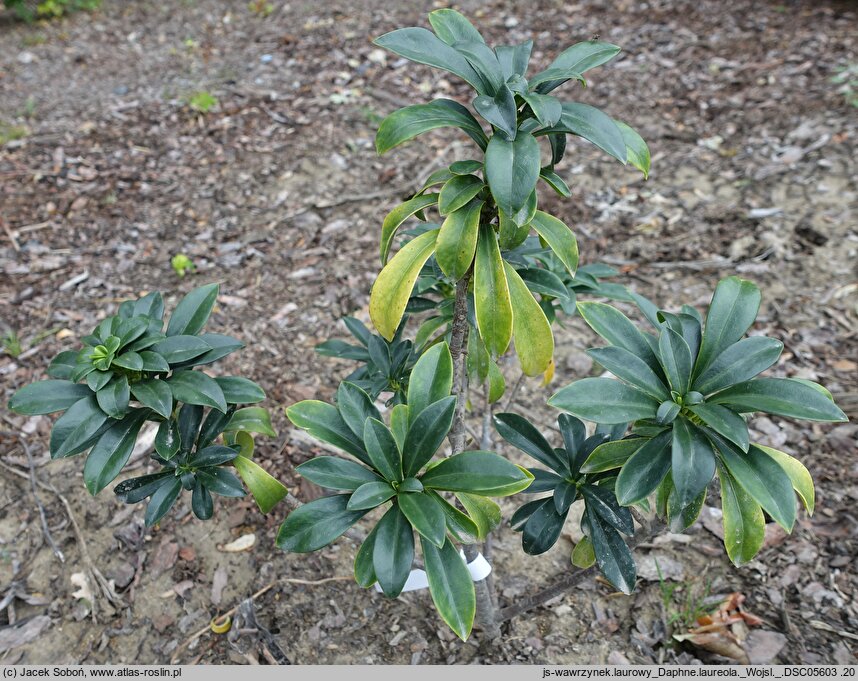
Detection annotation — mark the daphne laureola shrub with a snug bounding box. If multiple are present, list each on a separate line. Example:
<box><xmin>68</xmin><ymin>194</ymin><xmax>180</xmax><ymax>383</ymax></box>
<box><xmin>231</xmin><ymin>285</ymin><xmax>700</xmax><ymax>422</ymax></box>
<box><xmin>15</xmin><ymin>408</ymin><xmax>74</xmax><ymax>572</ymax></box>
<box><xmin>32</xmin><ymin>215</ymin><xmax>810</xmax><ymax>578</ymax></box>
<box><xmin>9</xmin><ymin>10</ymin><xmax>847</xmax><ymax>642</ymax></box>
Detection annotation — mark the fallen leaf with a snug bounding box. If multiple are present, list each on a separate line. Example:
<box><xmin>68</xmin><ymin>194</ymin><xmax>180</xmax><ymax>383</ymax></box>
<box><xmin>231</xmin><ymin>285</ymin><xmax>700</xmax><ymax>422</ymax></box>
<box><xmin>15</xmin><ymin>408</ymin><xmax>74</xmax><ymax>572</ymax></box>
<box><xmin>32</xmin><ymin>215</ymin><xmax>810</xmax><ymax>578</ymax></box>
<box><xmin>211</xmin><ymin>565</ymin><xmax>228</xmax><ymax>605</ymax></box>
<box><xmin>0</xmin><ymin>616</ymin><xmax>52</xmax><ymax>653</ymax></box>
<box><xmin>218</xmin><ymin>533</ymin><xmax>256</xmax><ymax>553</ymax></box>
<box><xmin>70</xmin><ymin>572</ymin><xmax>93</xmax><ymax>601</ymax></box>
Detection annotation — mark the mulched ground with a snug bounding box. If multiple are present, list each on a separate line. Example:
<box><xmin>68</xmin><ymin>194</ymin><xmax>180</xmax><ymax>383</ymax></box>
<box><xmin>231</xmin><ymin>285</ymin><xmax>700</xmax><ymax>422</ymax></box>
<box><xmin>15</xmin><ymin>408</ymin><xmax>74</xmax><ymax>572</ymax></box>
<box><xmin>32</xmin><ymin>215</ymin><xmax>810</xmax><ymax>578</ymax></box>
<box><xmin>0</xmin><ymin>0</ymin><xmax>856</xmax><ymax>665</ymax></box>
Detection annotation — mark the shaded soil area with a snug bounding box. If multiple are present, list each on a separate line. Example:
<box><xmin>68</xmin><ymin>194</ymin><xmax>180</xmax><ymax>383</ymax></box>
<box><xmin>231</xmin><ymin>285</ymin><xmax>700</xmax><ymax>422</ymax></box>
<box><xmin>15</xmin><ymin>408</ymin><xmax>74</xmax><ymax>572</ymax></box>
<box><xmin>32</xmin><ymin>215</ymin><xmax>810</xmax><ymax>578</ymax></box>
<box><xmin>1</xmin><ymin>0</ymin><xmax>856</xmax><ymax>666</ymax></box>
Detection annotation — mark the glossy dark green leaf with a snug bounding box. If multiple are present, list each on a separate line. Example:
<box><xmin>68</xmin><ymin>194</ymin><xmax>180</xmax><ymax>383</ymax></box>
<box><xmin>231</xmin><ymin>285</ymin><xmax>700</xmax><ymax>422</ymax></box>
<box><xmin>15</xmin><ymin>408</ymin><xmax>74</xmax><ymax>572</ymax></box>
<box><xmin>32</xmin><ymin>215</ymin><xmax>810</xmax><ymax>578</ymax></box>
<box><xmin>510</xmin><ymin>498</ymin><xmax>546</xmax><ymax>531</ymax></box>
<box><xmin>666</xmin><ymin>477</ymin><xmax>706</xmax><ymax>532</ymax></box>
<box><xmin>548</xmin><ymin>132</ymin><xmax>567</xmax><ymax>165</ymax></box>
<box><xmin>347</xmin><ymin>480</ymin><xmax>396</xmax><ymax>510</ymax></box>
<box><xmin>215</xmin><ymin>377</ymin><xmax>265</xmax><ymax>404</ymax></box>
<box><xmin>155</xmin><ymin>418</ymin><xmax>180</xmax><ymax>460</ymax></box>
<box><xmin>115</xmin><ymin>317</ymin><xmax>149</xmax><ymax>347</ymax></box>
<box><xmin>286</xmin><ymin>400</ymin><xmax>369</xmax><ymax>463</ymax></box>
<box><xmin>297</xmin><ymin>456</ymin><xmax>381</xmax><ymax>491</ymax></box>
<box><xmin>151</xmin><ymin>335</ymin><xmax>211</xmax><ymax>365</ymax></box>
<box><xmin>660</xmin><ymin>311</ymin><xmax>702</xmax><ymax>360</ymax></box>
<box><xmin>277</xmin><ymin>494</ymin><xmax>368</xmax><ymax>552</ymax></box>
<box><xmin>658</xmin><ymin>327</ymin><xmax>693</xmax><ymax>395</ymax></box>
<box><xmin>130</xmin><ymin>379</ymin><xmax>172</xmax><ymax>420</ymax></box>
<box><xmin>190</xmin><ymin>444</ymin><xmax>238</xmax><ymax>467</ymax></box>
<box><xmin>85</xmin><ymin>370</ymin><xmax>112</xmax><ymax>392</ymax></box>
<box><xmin>549</xmin><ymin>377</ymin><xmax>658</xmax><ymax>424</ymax></box>
<box><xmin>671</xmin><ymin>418</ymin><xmax>716</xmax><ymax>508</ymax></box>
<box><xmin>556</xmin><ymin>413</ymin><xmax>586</xmax><ymax>473</ymax></box>
<box><xmin>374</xmin><ymin>27</ymin><xmax>487</xmax><ymax>91</ymax></box>
<box><xmin>354</xmin><ymin>523</ymin><xmax>379</xmax><ymax>588</ymax></box>
<box><xmin>530</xmin><ymin>211</ymin><xmax>579</xmax><ymax>275</ymax></box>
<box><xmin>133</xmin><ymin>291</ymin><xmax>165</xmax><ymax>319</ymax></box>
<box><xmin>615</xmin><ymin>431</ymin><xmax>672</xmax><ymax>505</ymax></box>
<box><xmin>707</xmin><ymin>378</ymin><xmax>846</xmax><ymax>422</ymax></box>
<box><xmin>427</xmin><ymin>491</ymin><xmax>477</xmax><ymax>544</ymax></box>
<box><xmin>539</xmin><ymin>167</ymin><xmax>571</xmax><ymax>196</ymax></box>
<box><xmin>138</xmin><ymin>351</ymin><xmax>169</xmax><ymax>373</ymax></box>
<box><xmin>712</xmin><ymin>435</ymin><xmax>796</xmax><ymax>532</ymax></box>
<box><xmin>429</xmin><ymin>8</ymin><xmax>484</xmax><ymax>44</ymax></box>
<box><xmin>224</xmin><ymin>406</ymin><xmax>277</xmax><ymax>437</ymax></box>
<box><xmin>525</xmin><ymin>468</ymin><xmax>564</xmax><ymax>493</ymax></box>
<box><xmin>438</xmin><ymin>174</ymin><xmax>484</xmax><ymax>216</ymax></box>
<box><xmin>419</xmin><ymin>450</ymin><xmax>533</xmax><ymax>496</ymax></box>
<box><xmin>581</xmin><ymin>437</ymin><xmax>646</xmax><ymax>473</ymax></box>
<box><xmin>521</xmin><ymin>92</ymin><xmax>562</xmax><ymax>127</ymax></box>
<box><xmin>484</xmin><ymin>130</ymin><xmax>541</xmax><ymax>219</ymax></box>
<box><xmin>373</xmin><ymin>504</ymin><xmax>414</xmax><ymax>598</ymax></box>
<box><xmin>47</xmin><ymin>351</ymin><xmax>79</xmax><ymax>380</ymax></box>
<box><xmin>50</xmin><ymin>396</ymin><xmax>110</xmax><ymax>458</ymax></box>
<box><xmin>538</xmin><ymin>40</ymin><xmax>620</xmax><ymax>93</ymax></box>
<box><xmin>380</xmin><ymin>193</ymin><xmax>440</xmax><ymax>264</ymax></box>
<box><xmin>689</xmin><ymin>403</ymin><xmax>749</xmax><ymax>452</ymax></box>
<box><xmin>455</xmin><ymin>40</ymin><xmax>505</xmax><ymax>93</ymax></box>
<box><xmin>581</xmin><ymin>484</ymin><xmax>634</xmax><ymax>534</ymax></box>
<box><xmin>694</xmin><ymin>277</ymin><xmax>761</xmax><ymax>376</ymax></box>
<box><xmin>474</xmin><ymin>224</ymin><xmax>513</xmax><ymax>357</ymax></box>
<box><xmin>406</xmin><ymin>341</ymin><xmax>453</xmax><ymax>424</ymax></box>
<box><xmin>192</xmin><ymin>480</ymin><xmax>214</xmax><ymax>520</ymax></box>
<box><xmin>494</xmin><ymin>412</ymin><xmax>566</xmax><ymax>473</ymax></box>
<box><xmin>9</xmin><ymin>380</ymin><xmax>91</xmax><ymax>416</ymax></box>
<box><xmin>364</xmin><ymin>418</ymin><xmax>402</xmax><ymax>482</ymax></box>
<box><xmin>543</xmin><ymin>102</ymin><xmax>626</xmax><ymax>163</ymax></box>
<box><xmin>168</xmin><ymin>371</ymin><xmax>227</xmax><ymax>413</ymax></box>
<box><xmin>402</xmin><ymin>395</ymin><xmax>456</xmax><ymax>476</ymax></box>
<box><xmin>196</xmin><ymin>467</ymin><xmax>245</xmax><ymax>498</ymax></box>
<box><xmin>586</xmin><ymin>504</ymin><xmax>636</xmax><ymax>594</ymax></box>
<box><xmin>474</xmin><ymin>85</ymin><xmax>517</xmax><ymax>140</ymax></box>
<box><xmin>96</xmin><ymin>376</ymin><xmax>130</xmax><ymax>419</ymax></box>
<box><xmin>577</xmin><ymin>302</ymin><xmax>661</xmax><ymax>373</ymax></box>
<box><xmin>336</xmin><ymin>381</ymin><xmax>382</xmax><ymax>439</ymax></box>
<box><xmin>165</xmin><ymin>283</ymin><xmax>219</xmax><ymax>337</ymax></box>
<box><xmin>716</xmin><ymin>461</ymin><xmax>764</xmax><ymax>566</ymax></box>
<box><xmin>421</xmin><ymin>536</ymin><xmax>475</xmax><ymax>641</ymax></box>
<box><xmin>177</xmin><ymin>403</ymin><xmax>204</xmax><ymax>452</ymax></box>
<box><xmin>516</xmin><ymin>267</ymin><xmax>568</xmax><ymax>299</ymax></box>
<box><xmin>522</xmin><ymin>498</ymin><xmax>566</xmax><ymax>555</ymax></box>
<box><xmin>495</xmin><ymin>39</ymin><xmax>532</xmax><ymax>78</ymax></box>
<box><xmin>553</xmin><ymin>481</ymin><xmax>577</xmax><ymax>515</ymax></box>
<box><xmin>178</xmin><ymin>333</ymin><xmax>243</xmax><ymax>367</ymax></box>
<box><xmin>398</xmin><ymin>491</ymin><xmax>446</xmax><ymax>547</ymax></box>
<box><xmin>114</xmin><ymin>469</ymin><xmax>174</xmax><ymax>503</ymax></box>
<box><xmin>144</xmin><ymin>477</ymin><xmax>182</xmax><ymax>526</ymax></box>
<box><xmin>497</xmin><ymin>207</ymin><xmax>531</xmax><ymax>250</ymax></box>
<box><xmin>693</xmin><ymin>337</ymin><xmax>783</xmax><ymax>395</ymax></box>
<box><xmin>656</xmin><ymin>400</ymin><xmax>680</xmax><ymax>424</ymax></box>
<box><xmin>111</xmin><ymin>351</ymin><xmax>143</xmax><ymax>371</ymax></box>
<box><xmin>587</xmin><ymin>346</ymin><xmax>670</xmax><ymax>401</ymax></box>
<box><xmin>435</xmin><ymin>199</ymin><xmax>483</xmax><ymax>281</ymax></box>
<box><xmin>375</xmin><ymin>99</ymin><xmax>487</xmax><ymax>155</ymax></box>
<box><xmin>83</xmin><ymin>409</ymin><xmax>149</xmax><ymax>495</ymax></box>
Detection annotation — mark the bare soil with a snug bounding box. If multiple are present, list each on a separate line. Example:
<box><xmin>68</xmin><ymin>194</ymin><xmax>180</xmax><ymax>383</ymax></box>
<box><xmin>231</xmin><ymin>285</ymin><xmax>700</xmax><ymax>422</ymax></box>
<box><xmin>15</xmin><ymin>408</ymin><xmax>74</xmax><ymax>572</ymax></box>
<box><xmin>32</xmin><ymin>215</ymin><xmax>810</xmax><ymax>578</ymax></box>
<box><xmin>0</xmin><ymin>0</ymin><xmax>856</xmax><ymax>666</ymax></box>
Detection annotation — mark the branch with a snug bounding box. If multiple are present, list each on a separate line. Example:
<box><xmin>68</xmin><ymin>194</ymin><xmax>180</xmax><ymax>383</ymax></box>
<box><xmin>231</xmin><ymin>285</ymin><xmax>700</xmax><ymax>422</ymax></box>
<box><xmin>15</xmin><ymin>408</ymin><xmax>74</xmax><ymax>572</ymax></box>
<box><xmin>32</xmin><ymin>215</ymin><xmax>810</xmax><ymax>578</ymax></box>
<box><xmin>498</xmin><ymin>517</ymin><xmax>667</xmax><ymax>622</ymax></box>
<box><xmin>447</xmin><ymin>271</ymin><xmax>472</xmax><ymax>455</ymax></box>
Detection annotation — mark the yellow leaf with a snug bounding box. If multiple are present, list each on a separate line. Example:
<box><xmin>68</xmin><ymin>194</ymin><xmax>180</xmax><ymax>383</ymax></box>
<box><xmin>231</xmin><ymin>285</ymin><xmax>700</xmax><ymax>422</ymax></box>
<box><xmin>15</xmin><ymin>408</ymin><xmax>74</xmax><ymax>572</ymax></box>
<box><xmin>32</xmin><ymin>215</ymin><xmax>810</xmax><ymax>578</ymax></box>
<box><xmin>370</xmin><ymin>229</ymin><xmax>439</xmax><ymax>340</ymax></box>
<box><xmin>503</xmin><ymin>262</ymin><xmax>554</xmax><ymax>376</ymax></box>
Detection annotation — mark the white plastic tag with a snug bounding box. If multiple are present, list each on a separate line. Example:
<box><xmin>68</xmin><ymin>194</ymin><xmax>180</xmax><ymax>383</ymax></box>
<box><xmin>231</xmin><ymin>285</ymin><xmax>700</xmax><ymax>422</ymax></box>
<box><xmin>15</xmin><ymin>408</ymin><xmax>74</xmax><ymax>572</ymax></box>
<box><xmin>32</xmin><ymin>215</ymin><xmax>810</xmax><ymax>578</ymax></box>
<box><xmin>374</xmin><ymin>551</ymin><xmax>492</xmax><ymax>594</ymax></box>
